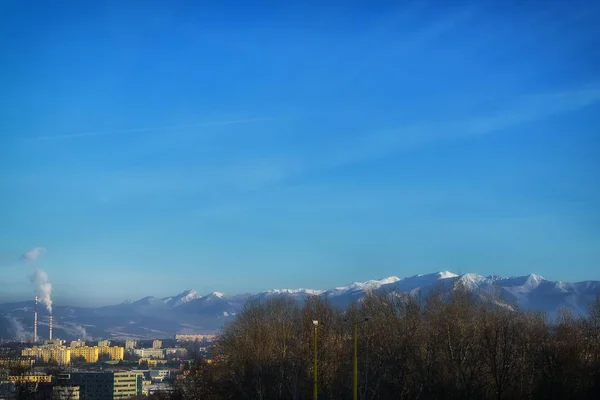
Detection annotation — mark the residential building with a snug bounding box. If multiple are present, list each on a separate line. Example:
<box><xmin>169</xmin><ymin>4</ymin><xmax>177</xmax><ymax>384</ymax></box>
<box><xmin>143</xmin><ymin>383</ymin><xmax>174</xmax><ymax>396</ymax></box>
<box><xmin>175</xmin><ymin>334</ymin><xmax>216</xmax><ymax>342</ymax></box>
<box><xmin>53</xmin><ymin>385</ymin><xmax>81</xmax><ymax>400</ymax></box>
<box><xmin>151</xmin><ymin>340</ymin><xmax>162</xmax><ymax>349</ymax></box>
<box><xmin>70</xmin><ymin>340</ymin><xmax>86</xmax><ymax>348</ymax></box>
<box><xmin>44</xmin><ymin>339</ymin><xmax>66</xmax><ymax>346</ymax></box>
<box><xmin>148</xmin><ymin>370</ymin><xmax>169</xmax><ymax>382</ymax></box>
<box><xmin>70</xmin><ymin>346</ymin><xmax>99</xmax><ymax>363</ymax></box>
<box><xmin>6</xmin><ymin>373</ymin><xmax>52</xmax><ymax>383</ymax></box>
<box><xmin>124</xmin><ymin>340</ymin><xmax>136</xmax><ymax>350</ymax></box>
<box><xmin>97</xmin><ymin>340</ymin><xmax>111</xmax><ymax>347</ymax></box>
<box><xmin>21</xmin><ymin>346</ymin><xmax>71</xmax><ymax>365</ymax></box>
<box><xmin>131</xmin><ymin>348</ymin><xmax>164</xmax><ymax>359</ymax></box>
<box><xmin>99</xmin><ymin>346</ymin><xmax>124</xmax><ymax>361</ymax></box>
<box><xmin>138</xmin><ymin>358</ymin><xmax>167</xmax><ymax>368</ymax></box>
<box><xmin>0</xmin><ymin>358</ymin><xmax>34</xmax><ymax>369</ymax></box>
<box><xmin>164</xmin><ymin>348</ymin><xmax>187</xmax><ymax>357</ymax></box>
<box><xmin>113</xmin><ymin>371</ymin><xmax>143</xmax><ymax>400</ymax></box>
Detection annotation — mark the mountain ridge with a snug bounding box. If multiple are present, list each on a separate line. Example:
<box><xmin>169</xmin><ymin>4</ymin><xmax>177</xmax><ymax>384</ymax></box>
<box><xmin>1</xmin><ymin>271</ymin><xmax>598</xmax><ymax>340</ymax></box>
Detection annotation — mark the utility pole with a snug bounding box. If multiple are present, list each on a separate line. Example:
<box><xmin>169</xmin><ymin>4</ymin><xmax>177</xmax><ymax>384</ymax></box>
<box><xmin>313</xmin><ymin>320</ymin><xmax>319</xmax><ymax>400</ymax></box>
<box><xmin>346</xmin><ymin>317</ymin><xmax>369</xmax><ymax>400</ymax></box>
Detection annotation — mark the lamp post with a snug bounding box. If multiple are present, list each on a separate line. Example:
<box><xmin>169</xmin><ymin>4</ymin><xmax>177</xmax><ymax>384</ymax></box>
<box><xmin>345</xmin><ymin>317</ymin><xmax>369</xmax><ymax>400</ymax></box>
<box><xmin>313</xmin><ymin>320</ymin><xmax>319</xmax><ymax>400</ymax></box>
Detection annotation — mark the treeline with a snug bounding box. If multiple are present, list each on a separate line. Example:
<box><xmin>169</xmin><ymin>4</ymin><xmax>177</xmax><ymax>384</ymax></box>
<box><xmin>174</xmin><ymin>288</ymin><xmax>600</xmax><ymax>399</ymax></box>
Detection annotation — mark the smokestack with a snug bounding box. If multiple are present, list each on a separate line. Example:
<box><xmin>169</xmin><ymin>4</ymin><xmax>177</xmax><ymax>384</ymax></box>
<box><xmin>49</xmin><ymin>315</ymin><xmax>53</xmax><ymax>341</ymax></box>
<box><xmin>33</xmin><ymin>295</ymin><xmax>38</xmax><ymax>343</ymax></box>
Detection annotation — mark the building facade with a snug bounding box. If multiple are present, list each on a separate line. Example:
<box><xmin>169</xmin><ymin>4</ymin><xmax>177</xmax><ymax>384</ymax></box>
<box><xmin>138</xmin><ymin>358</ymin><xmax>168</xmax><ymax>368</ymax></box>
<box><xmin>99</xmin><ymin>346</ymin><xmax>124</xmax><ymax>361</ymax></box>
<box><xmin>175</xmin><ymin>334</ymin><xmax>216</xmax><ymax>342</ymax></box>
<box><xmin>70</xmin><ymin>346</ymin><xmax>99</xmax><ymax>363</ymax></box>
<box><xmin>21</xmin><ymin>346</ymin><xmax>71</xmax><ymax>365</ymax></box>
<box><xmin>131</xmin><ymin>348</ymin><xmax>165</xmax><ymax>359</ymax></box>
<box><xmin>0</xmin><ymin>358</ymin><xmax>35</xmax><ymax>369</ymax></box>
<box><xmin>151</xmin><ymin>340</ymin><xmax>162</xmax><ymax>349</ymax></box>
<box><xmin>113</xmin><ymin>371</ymin><xmax>143</xmax><ymax>400</ymax></box>
<box><xmin>67</xmin><ymin>372</ymin><xmax>114</xmax><ymax>400</ymax></box>
<box><xmin>124</xmin><ymin>340</ymin><xmax>136</xmax><ymax>350</ymax></box>
<box><xmin>53</xmin><ymin>385</ymin><xmax>81</xmax><ymax>400</ymax></box>
<box><xmin>148</xmin><ymin>370</ymin><xmax>169</xmax><ymax>382</ymax></box>
<box><xmin>64</xmin><ymin>371</ymin><xmax>142</xmax><ymax>400</ymax></box>
<box><xmin>6</xmin><ymin>373</ymin><xmax>52</xmax><ymax>383</ymax></box>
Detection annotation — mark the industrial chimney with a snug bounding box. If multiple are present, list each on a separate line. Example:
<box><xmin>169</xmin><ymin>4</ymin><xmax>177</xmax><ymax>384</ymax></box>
<box><xmin>33</xmin><ymin>295</ymin><xmax>38</xmax><ymax>343</ymax></box>
<box><xmin>49</xmin><ymin>314</ymin><xmax>53</xmax><ymax>341</ymax></box>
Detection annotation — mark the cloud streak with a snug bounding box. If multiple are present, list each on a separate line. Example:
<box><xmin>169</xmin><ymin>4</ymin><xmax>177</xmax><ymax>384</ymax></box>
<box><xmin>45</xmin><ymin>85</ymin><xmax>600</xmax><ymax>205</ymax></box>
<box><xmin>22</xmin><ymin>247</ymin><xmax>46</xmax><ymax>263</ymax></box>
<box><xmin>319</xmin><ymin>85</ymin><xmax>600</xmax><ymax>170</ymax></box>
<box><xmin>26</xmin><ymin>117</ymin><xmax>274</xmax><ymax>141</ymax></box>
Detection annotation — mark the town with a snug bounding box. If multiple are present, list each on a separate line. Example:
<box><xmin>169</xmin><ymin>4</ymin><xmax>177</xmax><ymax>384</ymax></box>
<box><xmin>0</xmin><ymin>325</ymin><xmax>216</xmax><ymax>400</ymax></box>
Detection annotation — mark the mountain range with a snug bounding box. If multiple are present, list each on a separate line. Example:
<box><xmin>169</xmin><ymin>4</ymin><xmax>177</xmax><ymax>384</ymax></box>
<box><xmin>1</xmin><ymin>271</ymin><xmax>598</xmax><ymax>341</ymax></box>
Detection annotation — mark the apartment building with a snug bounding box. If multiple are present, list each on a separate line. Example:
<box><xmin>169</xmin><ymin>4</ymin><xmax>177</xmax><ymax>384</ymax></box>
<box><xmin>175</xmin><ymin>334</ymin><xmax>216</xmax><ymax>342</ymax></box>
<box><xmin>54</xmin><ymin>385</ymin><xmax>81</xmax><ymax>400</ymax></box>
<box><xmin>71</xmin><ymin>346</ymin><xmax>99</xmax><ymax>363</ymax></box>
<box><xmin>5</xmin><ymin>373</ymin><xmax>52</xmax><ymax>383</ymax></box>
<box><xmin>0</xmin><ymin>358</ymin><xmax>35</xmax><ymax>369</ymax></box>
<box><xmin>113</xmin><ymin>371</ymin><xmax>143</xmax><ymax>399</ymax></box>
<box><xmin>21</xmin><ymin>346</ymin><xmax>71</xmax><ymax>365</ymax></box>
<box><xmin>131</xmin><ymin>348</ymin><xmax>164</xmax><ymax>359</ymax></box>
<box><xmin>99</xmin><ymin>346</ymin><xmax>124</xmax><ymax>361</ymax></box>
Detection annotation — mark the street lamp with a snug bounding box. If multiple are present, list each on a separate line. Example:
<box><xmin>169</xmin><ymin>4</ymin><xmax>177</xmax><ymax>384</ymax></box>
<box><xmin>344</xmin><ymin>317</ymin><xmax>369</xmax><ymax>400</ymax></box>
<box><xmin>313</xmin><ymin>320</ymin><xmax>319</xmax><ymax>400</ymax></box>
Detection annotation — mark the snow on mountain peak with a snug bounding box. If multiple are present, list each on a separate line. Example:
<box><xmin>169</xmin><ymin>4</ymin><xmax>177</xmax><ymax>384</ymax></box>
<box><xmin>438</xmin><ymin>271</ymin><xmax>459</xmax><ymax>279</ymax></box>
<box><xmin>527</xmin><ymin>273</ymin><xmax>545</xmax><ymax>282</ymax></box>
<box><xmin>166</xmin><ymin>289</ymin><xmax>202</xmax><ymax>307</ymax></box>
<box><xmin>377</xmin><ymin>276</ymin><xmax>401</xmax><ymax>285</ymax></box>
<box><xmin>329</xmin><ymin>276</ymin><xmax>401</xmax><ymax>294</ymax></box>
<box><xmin>524</xmin><ymin>273</ymin><xmax>545</xmax><ymax>288</ymax></box>
<box><xmin>457</xmin><ymin>273</ymin><xmax>486</xmax><ymax>290</ymax></box>
<box><xmin>265</xmin><ymin>288</ymin><xmax>325</xmax><ymax>296</ymax></box>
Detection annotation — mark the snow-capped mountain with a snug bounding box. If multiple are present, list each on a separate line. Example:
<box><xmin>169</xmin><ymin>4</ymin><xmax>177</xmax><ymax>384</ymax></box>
<box><xmin>162</xmin><ymin>289</ymin><xmax>202</xmax><ymax>307</ymax></box>
<box><xmin>1</xmin><ymin>272</ymin><xmax>598</xmax><ymax>340</ymax></box>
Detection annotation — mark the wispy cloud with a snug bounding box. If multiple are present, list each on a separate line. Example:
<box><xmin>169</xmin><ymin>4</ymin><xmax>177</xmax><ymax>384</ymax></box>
<box><xmin>22</xmin><ymin>247</ymin><xmax>46</xmax><ymax>263</ymax></box>
<box><xmin>320</xmin><ymin>85</ymin><xmax>600</xmax><ymax>169</ymax></box>
<box><xmin>460</xmin><ymin>86</ymin><xmax>600</xmax><ymax>137</ymax></box>
<box><xmin>244</xmin><ymin>84</ymin><xmax>600</xmax><ymax>185</ymax></box>
<box><xmin>52</xmin><ymin>85</ymin><xmax>600</xmax><ymax>205</ymax></box>
<box><xmin>25</xmin><ymin>117</ymin><xmax>274</xmax><ymax>141</ymax></box>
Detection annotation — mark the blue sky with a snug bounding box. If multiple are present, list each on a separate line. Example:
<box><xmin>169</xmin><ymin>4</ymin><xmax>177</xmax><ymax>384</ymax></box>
<box><xmin>1</xmin><ymin>0</ymin><xmax>599</xmax><ymax>306</ymax></box>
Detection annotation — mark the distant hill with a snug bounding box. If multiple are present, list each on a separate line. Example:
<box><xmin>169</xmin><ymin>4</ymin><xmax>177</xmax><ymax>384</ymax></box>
<box><xmin>1</xmin><ymin>271</ymin><xmax>598</xmax><ymax>340</ymax></box>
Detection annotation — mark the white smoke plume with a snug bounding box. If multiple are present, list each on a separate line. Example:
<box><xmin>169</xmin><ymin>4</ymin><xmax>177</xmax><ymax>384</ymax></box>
<box><xmin>22</xmin><ymin>247</ymin><xmax>46</xmax><ymax>263</ymax></box>
<box><xmin>7</xmin><ymin>316</ymin><xmax>32</xmax><ymax>341</ymax></box>
<box><xmin>29</xmin><ymin>269</ymin><xmax>53</xmax><ymax>313</ymax></box>
<box><xmin>72</xmin><ymin>324</ymin><xmax>92</xmax><ymax>341</ymax></box>
<box><xmin>22</xmin><ymin>247</ymin><xmax>53</xmax><ymax>313</ymax></box>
